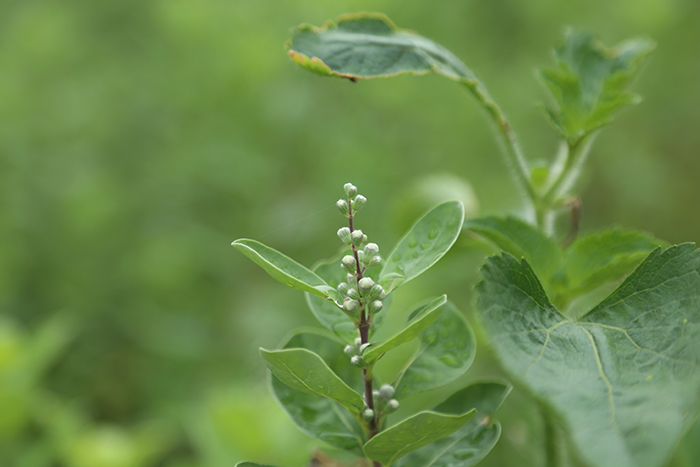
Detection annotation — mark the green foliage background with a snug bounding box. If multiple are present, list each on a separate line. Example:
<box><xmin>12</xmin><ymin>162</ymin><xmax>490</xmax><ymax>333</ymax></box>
<box><xmin>1</xmin><ymin>0</ymin><xmax>699</xmax><ymax>466</ymax></box>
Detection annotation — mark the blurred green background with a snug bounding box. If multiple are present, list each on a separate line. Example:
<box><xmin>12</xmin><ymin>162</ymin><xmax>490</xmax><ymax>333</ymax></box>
<box><xmin>2</xmin><ymin>0</ymin><xmax>699</xmax><ymax>466</ymax></box>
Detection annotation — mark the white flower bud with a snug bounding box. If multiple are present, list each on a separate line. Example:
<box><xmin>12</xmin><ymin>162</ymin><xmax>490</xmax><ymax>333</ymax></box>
<box><xmin>369</xmin><ymin>284</ymin><xmax>384</xmax><ymax>299</ymax></box>
<box><xmin>344</xmin><ymin>345</ymin><xmax>358</xmax><ymax>357</ymax></box>
<box><xmin>347</xmin><ymin>288</ymin><xmax>360</xmax><ymax>300</ymax></box>
<box><xmin>352</xmin><ymin>194</ymin><xmax>367</xmax><ymax>212</ymax></box>
<box><xmin>337</xmin><ymin>227</ymin><xmax>352</xmax><ymax>245</ymax></box>
<box><xmin>337</xmin><ymin>282</ymin><xmax>350</xmax><ymax>296</ymax></box>
<box><xmin>343</xmin><ymin>298</ymin><xmax>359</xmax><ymax>313</ymax></box>
<box><xmin>358</xmin><ymin>277</ymin><xmax>375</xmax><ymax>292</ymax></box>
<box><xmin>351</xmin><ymin>230</ymin><xmax>365</xmax><ymax>247</ymax></box>
<box><xmin>355</xmin><ymin>337</ymin><xmax>362</xmax><ymax>348</ymax></box>
<box><xmin>350</xmin><ymin>355</ymin><xmax>364</xmax><ymax>367</ymax></box>
<box><xmin>359</xmin><ymin>343</ymin><xmax>371</xmax><ymax>354</ymax></box>
<box><xmin>386</xmin><ymin>399</ymin><xmax>400</xmax><ymax>413</ymax></box>
<box><xmin>379</xmin><ymin>385</ymin><xmax>395</xmax><ymax>400</ymax></box>
<box><xmin>368</xmin><ymin>255</ymin><xmax>382</xmax><ymax>267</ymax></box>
<box><xmin>370</xmin><ymin>300</ymin><xmax>383</xmax><ymax>313</ymax></box>
<box><xmin>362</xmin><ymin>408</ymin><xmax>375</xmax><ymax>421</ymax></box>
<box><xmin>344</xmin><ymin>183</ymin><xmax>358</xmax><ymax>198</ymax></box>
<box><xmin>336</xmin><ymin>199</ymin><xmax>349</xmax><ymax>216</ymax></box>
<box><xmin>357</xmin><ymin>250</ymin><xmax>365</xmax><ymax>264</ymax></box>
<box><xmin>364</xmin><ymin>243</ymin><xmax>379</xmax><ymax>256</ymax></box>
<box><xmin>341</xmin><ymin>255</ymin><xmax>357</xmax><ymax>274</ymax></box>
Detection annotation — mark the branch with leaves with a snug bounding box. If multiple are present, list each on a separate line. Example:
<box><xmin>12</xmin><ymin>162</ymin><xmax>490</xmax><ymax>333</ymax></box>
<box><xmin>233</xmin><ymin>12</ymin><xmax>700</xmax><ymax>467</ymax></box>
<box><xmin>234</xmin><ymin>185</ymin><xmax>510</xmax><ymax>466</ymax></box>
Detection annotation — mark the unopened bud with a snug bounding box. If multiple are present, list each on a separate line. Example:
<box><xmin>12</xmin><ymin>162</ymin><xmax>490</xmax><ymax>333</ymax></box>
<box><xmin>359</xmin><ymin>343</ymin><xmax>371</xmax><ymax>354</ymax></box>
<box><xmin>357</xmin><ymin>250</ymin><xmax>365</xmax><ymax>264</ymax></box>
<box><xmin>343</xmin><ymin>298</ymin><xmax>359</xmax><ymax>313</ymax></box>
<box><xmin>358</xmin><ymin>277</ymin><xmax>375</xmax><ymax>292</ymax></box>
<box><xmin>351</xmin><ymin>230</ymin><xmax>365</xmax><ymax>247</ymax></box>
<box><xmin>344</xmin><ymin>345</ymin><xmax>358</xmax><ymax>357</ymax></box>
<box><xmin>337</xmin><ymin>227</ymin><xmax>352</xmax><ymax>245</ymax></box>
<box><xmin>369</xmin><ymin>284</ymin><xmax>384</xmax><ymax>299</ymax></box>
<box><xmin>364</xmin><ymin>243</ymin><xmax>379</xmax><ymax>257</ymax></box>
<box><xmin>336</xmin><ymin>199</ymin><xmax>349</xmax><ymax>216</ymax></box>
<box><xmin>352</xmin><ymin>194</ymin><xmax>367</xmax><ymax>212</ymax></box>
<box><xmin>341</xmin><ymin>255</ymin><xmax>357</xmax><ymax>274</ymax></box>
<box><xmin>370</xmin><ymin>300</ymin><xmax>384</xmax><ymax>313</ymax></box>
<box><xmin>379</xmin><ymin>385</ymin><xmax>395</xmax><ymax>400</ymax></box>
<box><xmin>386</xmin><ymin>399</ymin><xmax>400</xmax><ymax>413</ymax></box>
<box><xmin>368</xmin><ymin>255</ymin><xmax>382</xmax><ymax>267</ymax></box>
<box><xmin>347</xmin><ymin>288</ymin><xmax>360</xmax><ymax>300</ymax></box>
<box><xmin>362</xmin><ymin>408</ymin><xmax>375</xmax><ymax>421</ymax></box>
<box><xmin>337</xmin><ymin>282</ymin><xmax>350</xmax><ymax>296</ymax></box>
<box><xmin>350</xmin><ymin>355</ymin><xmax>364</xmax><ymax>367</ymax></box>
<box><xmin>355</xmin><ymin>337</ymin><xmax>362</xmax><ymax>348</ymax></box>
<box><xmin>344</xmin><ymin>183</ymin><xmax>358</xmax><ymax>198</ymax></box>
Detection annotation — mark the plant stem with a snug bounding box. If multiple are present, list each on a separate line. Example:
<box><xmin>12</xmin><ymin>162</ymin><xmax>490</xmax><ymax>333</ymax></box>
<box><xmin>461</xmin><ymin>80</ymin><xmax>539</xmax><ymax>214</ymax></box>
<box><xmin>347</xmin><ymin>204</ymin><xmax>380</xmax><ymax>443</ymax></box>
<box><xmin>542</xmin><ymin>405</ymin><xmax>563</xmax><ymax>467</ymax></box>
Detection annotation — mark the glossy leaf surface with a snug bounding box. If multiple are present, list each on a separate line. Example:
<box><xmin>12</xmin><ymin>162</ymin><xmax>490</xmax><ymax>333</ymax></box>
<box><xmin>381</xmin><ymin>201</ymin><xmax>465</xmax><ymax>293</ymax></box>
<box><xmin>476</xmin><ymin>245</ymin><xmax>700</xmax><ymax>467</ymax></box>
<box><xmin>399</xmin><ymin>382</ymin><xmax>511</xmax><ymax>467</ymax></box>
<box><xmin>286</xmin><ymin>13</ymin><xmax>476</xmax><ymax>82</ymax></box>
<box><xmin>364</xmin><ymin>409</ymin><xmax>476</xmax><ymax>466</ymax></box>
<box><xmin>232</xmin><ymin>239</ymin><xmax>333</xmax><ymax>299</ymax></box>
<box><xmin>539</xmin><ymin>30</ymin><xmax>655</xmax><ymax>145</ymax></box>
<box><xmin>269</xmin><ymin>331</ymin><xmax>365</xmax><ymax>454</ymax></box>
<box><xmin>362</xmin><ymin>295</ymin><xmax>446</xmax><ymax>364</ymax></box>
<box><xmin>394</xmin><ymin>301</ymin><xmax>475</xmax><ymax>397</ymax></box>
<box><xmin>260</xmin><ymin>347</ymin><xmax>364</xmax><ymax>416</ymax></box>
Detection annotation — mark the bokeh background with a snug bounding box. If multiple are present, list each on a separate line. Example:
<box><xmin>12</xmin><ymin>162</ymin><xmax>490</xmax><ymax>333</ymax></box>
<box><xmin>2</xmin><ymin>0</ymin><xmax>699</xmax><ymax>466</ymax></box>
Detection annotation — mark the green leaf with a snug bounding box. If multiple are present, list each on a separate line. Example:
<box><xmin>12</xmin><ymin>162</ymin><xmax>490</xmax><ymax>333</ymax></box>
<box><xmin>539</xmin><ymin>30</ymin><xmax>655</xmax><ymax>145</ymax></box>
<box><xmin>399</xmin><ymin>382</ymin><xmax>512</xmax><ymax>467</ymax></box>
<box><xmin>305</xmin><ymin>252</ymin><xmax>389</xmax><ymax>343</ymax></box>
<box><xmin>260</xmin><ymin>347</ymin><xmax>365</xmax><ymax>417</ymax></box>
<box><xmin>232</xmin><ymin>239</ymin><xmax>334</xmax><ymax>299</ymax></box>
<box><xmin>475</xmin><ymin>244</ymin><xmax>700</xmax><ymax>467</ymax></box>
<box><xmin>394</xmin><ymin>301</ymin><xmax>476</xmax><ymax>398</ymax></box>
<box><xmin>463</xmin><ymin>216</ymin><xmax>561</xmax><ymax>279</ymax></box>
<box><xmin>286</xmin><ymin>13</ymin><xmax>477</xmax><ymax>83</ymax></box>
<box><xmin>235</xmin><ymin>463</ymin><xmax>280</xmax><ymax>467</ymax></box>
<box><xmin>464</xmin><ymin>217</ymin><xmax>663</xmax><ymax>310</ymax></box>
<box><xmin>558</xmin><ymin>228</ymin><xmax>665</xmax><ymax>301</ymax></box>
<box><xmin>362</xmin><ymin>295</ymin><xmax>446</xmax><ymax>364</ymax></box>
<box><xmin>269</xmin><ymin>330</ymin><xmax>365</xmax><ymax>454</ymax></box>
<box><xmin>381</xmin><ymin>201</ymin><xmax>465</xmax><ymax>293</ymax></box>
<box><xmin>364</xmin><ymin>409</ymin><xmax>477</xmax><ymax>466</ymax></box>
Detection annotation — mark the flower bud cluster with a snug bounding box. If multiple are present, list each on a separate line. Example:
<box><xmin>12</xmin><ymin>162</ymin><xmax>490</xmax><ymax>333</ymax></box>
<box><xmin>336</xmin><ymin>183</ymin><xmax>367</xmax><ymax>218</ymax></box>
<box><xmin>344</xmin><ymin>337</ymin><xmax>372</xmax><ymax>368</ymax></box>
<box><xmin>371</xmin><ymin>384</ymin><xmax>400</xmax><ymax>415</ymax></box>
<box><xmin>334</xmin><ymin>183</ymin><xmax>388</xmax><ymax>321</ymax></box>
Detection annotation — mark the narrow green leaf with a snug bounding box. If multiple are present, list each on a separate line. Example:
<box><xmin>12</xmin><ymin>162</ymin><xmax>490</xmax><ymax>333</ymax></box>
<box><xmin>269</xmin><ymin>331</ymin><xmax>365</xmax><ymax>454</ymax></box>
<box><xmin>476</xmin><ymin>245</ymin><xmax>700</xmax><ymax>467</ymax></box>
<box><xmin>463</xmin><ymin>216</ymin><xmax>561</xmax><ymax>279</ymax></box>
<box><xmin>232</xmin><ymin>239</ymin><xmax>333</xmax><ymax>299</ymax></box>
<box><xmin>236</xmin><ymin>463</ymin><xmax>279</xmax><ymax>467</ymax></box>
<box><xmin>305</xmin><ymin>252</ymin><xmax>388</xmax><ymax>343</ymax></box>
<box><xmin>364</xmin><ymin>409</ymin><xmax>476</xmax><ymax>466</ymax></box>
<box><xmin>539</xmin><ymin>30</ymin><xmax>655</xmax><ymax>144</ymax></box>
<box><xmin>286</xmin><ymin>13</ymin><xmax>477</xmax><ymax>83</ymax></box>
<box><xmin>394</xmin><ymin>301</ymin><xmax>476</xmax><ymax>398</ymax></box>
<box><xmin>260</xmin><ymin>347</ymin><xmax>365</xmax><ymax>416</ymax></box>
<box><xmin>362</xmin><ymin>295</ymin><xmax>446</xmax><ymax>364</ymax></box>
<box><xmin>399</xmin><ymin>382</ymin><xmax>512</xmax><ymax>467</ymax></box>
<box><xmin>381</xmin><ymin>201</ymin><xmax>465</xmax><ymax>293</ymax></box>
